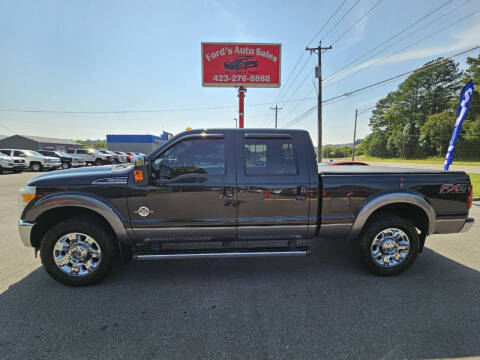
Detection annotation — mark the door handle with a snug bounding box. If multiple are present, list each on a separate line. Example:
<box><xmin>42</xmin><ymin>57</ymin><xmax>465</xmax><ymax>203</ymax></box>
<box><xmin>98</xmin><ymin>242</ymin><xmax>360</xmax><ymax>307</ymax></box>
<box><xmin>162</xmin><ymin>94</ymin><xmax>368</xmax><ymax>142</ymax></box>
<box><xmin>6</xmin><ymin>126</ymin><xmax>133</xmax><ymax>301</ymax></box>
<box><xmin>222</xmin><ymin>186</ymin><xmax>234</xmax><ymax>206</ymax></box>
<box><xmin>296</xmin><ymin>186</ymin><xmax>306</xmax><ymax>200</ymax></box>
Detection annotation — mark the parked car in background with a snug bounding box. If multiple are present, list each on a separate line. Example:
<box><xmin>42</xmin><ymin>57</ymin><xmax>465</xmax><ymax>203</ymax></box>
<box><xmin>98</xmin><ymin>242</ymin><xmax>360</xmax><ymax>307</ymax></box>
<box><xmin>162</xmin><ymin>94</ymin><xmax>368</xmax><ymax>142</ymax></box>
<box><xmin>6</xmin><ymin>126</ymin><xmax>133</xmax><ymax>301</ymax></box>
<box><xmin>0</xmin><ymin>149</ymin><xmax>61</xmax><ymax>171</ymax></box>
<box><xmin>113</xmin><ymin>151</ymin><xmax>129</xmax><ymax>162</ymax></box>
<box><xmin>66</xmin><ymin>148</ymin><xmax>113</xmax><ymax>166</ymax></box>
<box><xmin>124</xmin><ymin>152</ymin><xmax>135</xmax><ymax>162</ymax></box>
<box><xmin>97</xmin><ymin>150</ymin><xmax>126</xmax><ymax>163</ymax></box>
<box><xmin>0</xmin><ymin>153</ymin><xmax>27</xmax><ymax>174</ymax></box>
<box><xmin>37</xmin><ymin>150</ymin><xmax>85</xmax><ymax>169</ymax></box>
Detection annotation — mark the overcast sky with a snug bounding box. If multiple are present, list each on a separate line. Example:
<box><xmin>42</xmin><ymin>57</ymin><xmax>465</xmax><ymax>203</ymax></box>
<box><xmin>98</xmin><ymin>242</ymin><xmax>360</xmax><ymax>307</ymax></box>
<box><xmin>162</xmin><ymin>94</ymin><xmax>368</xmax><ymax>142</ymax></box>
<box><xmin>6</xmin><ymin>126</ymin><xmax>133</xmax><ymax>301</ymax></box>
<box><xmin>1</xmin><ymin>0</ymin><xmax>479</xmax><ymax>144</ymax></box>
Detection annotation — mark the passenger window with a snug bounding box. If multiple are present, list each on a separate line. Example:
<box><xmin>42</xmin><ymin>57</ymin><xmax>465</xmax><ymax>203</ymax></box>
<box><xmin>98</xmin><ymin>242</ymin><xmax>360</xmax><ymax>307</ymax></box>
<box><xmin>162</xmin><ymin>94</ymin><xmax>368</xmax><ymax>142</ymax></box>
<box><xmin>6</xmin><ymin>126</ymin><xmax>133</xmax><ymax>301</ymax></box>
<box><xmin>77</xmin><ymin>150</ymin><xmax>87</xmax><ymax>154</ymax></box>
<box><xmin>14</xmin><ymin>151</ymin><xmax>26</xmax><ymax>157</ymax></box>
<box><xmin>244</xmin><ymin>139</ymin><xmax>298</xmax><ymax>175</ymax></box>
<box><xmin>0</xmin><ymin>150</ymin><xmax>10</xmax><ymax>156</ymax></box>
<box><xmin>153</xmin><ymin>139</ymin><xmax>225</xmax><ymax>179</ymax></box>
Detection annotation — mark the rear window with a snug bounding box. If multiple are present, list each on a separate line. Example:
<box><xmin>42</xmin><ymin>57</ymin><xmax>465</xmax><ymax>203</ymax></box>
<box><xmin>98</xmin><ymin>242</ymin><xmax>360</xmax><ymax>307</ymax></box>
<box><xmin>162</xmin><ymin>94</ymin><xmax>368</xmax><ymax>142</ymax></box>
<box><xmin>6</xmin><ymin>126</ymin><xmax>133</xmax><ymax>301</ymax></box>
<box><xmin>243</xmin><ymin>139</ymin><xmax>297</xmax><ymax>175</ymax></box>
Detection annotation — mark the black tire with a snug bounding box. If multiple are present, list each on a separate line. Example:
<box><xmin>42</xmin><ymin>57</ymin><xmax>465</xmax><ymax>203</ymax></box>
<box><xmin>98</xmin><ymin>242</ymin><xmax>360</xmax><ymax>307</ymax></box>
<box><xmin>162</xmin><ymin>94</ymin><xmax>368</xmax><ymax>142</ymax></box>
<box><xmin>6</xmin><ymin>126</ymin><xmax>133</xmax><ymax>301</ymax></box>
<box><xmin>95</xmin><ymin>158</ymin><xmax>104</xmax><ymax>166</ymax></box>
<box><xmin>31</xmin><ymin>162</ymin><xmax>43</xmax><ymax>172</ymax></box>
<box><xmin>61</xmin><ymin>162</ymin><xmax>70</xmax><ymax>169</ymax></box>
<box><xmin>359</xmin><ymin>214</ymin><xmax>419</xmax><ymax>276</ymax></box>
<box><xmin>0</xmin><ymin>167</ymin><xmax>3</xmax><ymax>174</ymax></box>
<box><xmin>40</xmin><ymin>216</ymin><xmax>116</xmax><ymax>286</ymax></box>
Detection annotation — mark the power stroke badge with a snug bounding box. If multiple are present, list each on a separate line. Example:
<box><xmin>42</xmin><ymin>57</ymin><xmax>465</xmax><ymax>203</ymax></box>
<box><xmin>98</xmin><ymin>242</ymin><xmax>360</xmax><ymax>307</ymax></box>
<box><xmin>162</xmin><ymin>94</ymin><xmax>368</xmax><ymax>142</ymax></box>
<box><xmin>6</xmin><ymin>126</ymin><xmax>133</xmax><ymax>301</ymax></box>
<box><xmin>135</xmin><ymin>206</ymin><xmax>153</xmax><ymax>217</ymax></box>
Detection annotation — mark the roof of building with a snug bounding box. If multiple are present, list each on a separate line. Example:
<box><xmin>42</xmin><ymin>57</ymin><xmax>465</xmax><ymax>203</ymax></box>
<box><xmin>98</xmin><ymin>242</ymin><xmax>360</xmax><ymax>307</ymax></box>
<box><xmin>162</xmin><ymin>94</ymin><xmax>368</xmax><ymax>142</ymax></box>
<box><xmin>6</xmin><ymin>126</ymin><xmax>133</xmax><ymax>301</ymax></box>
<box><xmin>15</xmin><ymin>135</ymin><xmax>80</xmax><ymax>145</ymax></box>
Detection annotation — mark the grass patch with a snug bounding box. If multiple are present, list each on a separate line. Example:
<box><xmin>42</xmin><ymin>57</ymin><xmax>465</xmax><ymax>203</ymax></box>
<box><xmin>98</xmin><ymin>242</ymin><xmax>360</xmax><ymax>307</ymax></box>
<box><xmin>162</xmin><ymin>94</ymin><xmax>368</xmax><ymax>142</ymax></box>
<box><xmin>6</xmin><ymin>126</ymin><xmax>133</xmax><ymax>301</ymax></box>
<box><xmin>468</xmin><ymin>174</ymin><xmax>480</xmax><ymax>198</ymax></box>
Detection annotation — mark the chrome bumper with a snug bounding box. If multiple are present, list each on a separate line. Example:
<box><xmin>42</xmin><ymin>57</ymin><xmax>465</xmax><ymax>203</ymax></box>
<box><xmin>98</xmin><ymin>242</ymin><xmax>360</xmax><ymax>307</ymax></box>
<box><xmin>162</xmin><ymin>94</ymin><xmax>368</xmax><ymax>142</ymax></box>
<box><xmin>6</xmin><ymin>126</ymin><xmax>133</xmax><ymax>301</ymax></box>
<box><xmin>18</xmin><ymin>220</ymin><xmax>35</xmax><ymax>247</ymax></box>
<box><xmin>460</xmin><ymin>218</ymin><xmax>474</xmax><ymax>233</ymax></box>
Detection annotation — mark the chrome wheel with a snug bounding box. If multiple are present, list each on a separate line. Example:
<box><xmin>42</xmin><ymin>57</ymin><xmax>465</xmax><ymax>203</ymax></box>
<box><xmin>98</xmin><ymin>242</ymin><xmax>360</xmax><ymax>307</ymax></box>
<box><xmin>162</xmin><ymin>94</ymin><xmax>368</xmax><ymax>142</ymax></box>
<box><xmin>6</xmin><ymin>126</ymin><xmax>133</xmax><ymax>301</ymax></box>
<box><xmin>370</xmin><ymin>228</ymin><xmax>410</xmax><ymax>268</ymax></box>
<box><xmin>53</xmin><ymin>233</ymin><xmax>102</xmax><ymax>276</ymax></box>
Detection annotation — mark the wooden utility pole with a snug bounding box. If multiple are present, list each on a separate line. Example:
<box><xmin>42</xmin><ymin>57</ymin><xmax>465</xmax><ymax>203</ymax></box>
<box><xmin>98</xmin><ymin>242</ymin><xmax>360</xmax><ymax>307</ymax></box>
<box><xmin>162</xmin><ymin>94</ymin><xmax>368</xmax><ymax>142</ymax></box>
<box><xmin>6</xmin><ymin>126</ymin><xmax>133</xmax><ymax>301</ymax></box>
<box><xmin>352</xmin><ymin>109</ymin><xmax>358</xmax><ymax>161</ymax></box>
<box><xmin>270</xmin><ymin>105</ymin><xmax>282</xmax><ymax>128</ymax></box>
<box><xmin>306</xmin><ymin>42</ymin><xmax>332</xmax><ymax>163</ymax></box>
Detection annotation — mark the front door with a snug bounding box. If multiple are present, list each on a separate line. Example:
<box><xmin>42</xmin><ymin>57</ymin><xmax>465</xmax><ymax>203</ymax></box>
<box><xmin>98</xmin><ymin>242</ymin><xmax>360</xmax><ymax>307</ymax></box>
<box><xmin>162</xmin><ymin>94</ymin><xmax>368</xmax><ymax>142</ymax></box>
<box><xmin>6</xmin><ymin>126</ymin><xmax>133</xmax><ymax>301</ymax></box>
<box><xmin>128</xmin><ymin>132</ymin><xmax>236</xmax><ymax>242</ymax></box>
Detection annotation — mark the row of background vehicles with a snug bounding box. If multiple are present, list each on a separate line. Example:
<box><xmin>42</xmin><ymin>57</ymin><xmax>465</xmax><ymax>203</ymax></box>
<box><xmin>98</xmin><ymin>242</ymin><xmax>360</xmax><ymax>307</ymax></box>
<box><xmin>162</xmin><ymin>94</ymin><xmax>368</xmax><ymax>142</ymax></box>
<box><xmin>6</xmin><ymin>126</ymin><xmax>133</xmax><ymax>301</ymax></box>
<box><xmin>0</xmin><ymin>148</ymin><xmax>143</xmax><ymax>173</ymax></box>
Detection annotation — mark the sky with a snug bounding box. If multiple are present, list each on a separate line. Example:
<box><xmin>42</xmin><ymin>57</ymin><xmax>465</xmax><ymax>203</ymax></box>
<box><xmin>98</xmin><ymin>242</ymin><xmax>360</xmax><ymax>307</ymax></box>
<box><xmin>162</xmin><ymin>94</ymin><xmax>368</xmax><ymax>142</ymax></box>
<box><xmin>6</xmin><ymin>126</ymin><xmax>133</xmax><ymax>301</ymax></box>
<box><xmin>1</xmin><ymin>0</ymin><xmax>479</xmax><ymax>145</ymax></box>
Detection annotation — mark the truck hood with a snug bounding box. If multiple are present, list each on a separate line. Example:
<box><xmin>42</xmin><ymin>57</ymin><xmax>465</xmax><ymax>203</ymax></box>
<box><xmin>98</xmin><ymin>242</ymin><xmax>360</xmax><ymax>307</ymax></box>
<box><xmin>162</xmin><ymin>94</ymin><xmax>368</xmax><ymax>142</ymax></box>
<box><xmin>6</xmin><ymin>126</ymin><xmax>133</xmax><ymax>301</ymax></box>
<box><xmin>27</xmin><ymin>164</ymin><xmax>132</xmax><ymax>186</ymax></box>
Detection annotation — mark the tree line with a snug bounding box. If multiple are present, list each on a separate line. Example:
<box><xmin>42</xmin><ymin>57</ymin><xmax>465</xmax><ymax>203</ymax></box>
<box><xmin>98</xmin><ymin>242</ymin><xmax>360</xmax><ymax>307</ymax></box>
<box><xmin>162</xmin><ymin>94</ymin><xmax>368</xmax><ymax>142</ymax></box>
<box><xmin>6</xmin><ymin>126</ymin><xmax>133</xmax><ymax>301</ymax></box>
<box><xmin>357</xmin><ymin>55</ymin><xmax>480</xmax><ymax>159</ymax></box>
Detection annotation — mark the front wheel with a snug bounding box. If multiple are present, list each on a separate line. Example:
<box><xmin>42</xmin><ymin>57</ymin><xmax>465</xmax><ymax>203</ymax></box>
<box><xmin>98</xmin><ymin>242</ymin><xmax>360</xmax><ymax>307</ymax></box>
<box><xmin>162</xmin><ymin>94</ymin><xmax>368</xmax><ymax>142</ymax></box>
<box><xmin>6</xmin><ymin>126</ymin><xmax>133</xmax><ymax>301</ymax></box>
<box><xmin>359</xmin><ymin>214</ymin><xmax>419</xmax><ymax>276</ymax></box>
<box><xmin>61</xmin><ymin>162</ymin><xmax>70</xmax><ymax>169</ymax></box>
<box><xmin>95</xmin><ymin>158</ymin><xmax>104</xmax><ymax>166</ymax></box>
<box><xmin>31</xmin><ymin>162</ymin><xmax>43</xmax><ymax>172</ymax></box>
<box><xmin>40</xmin><ymin>216</ymin><xmax>116</xmax><ymax>286</ymax></box>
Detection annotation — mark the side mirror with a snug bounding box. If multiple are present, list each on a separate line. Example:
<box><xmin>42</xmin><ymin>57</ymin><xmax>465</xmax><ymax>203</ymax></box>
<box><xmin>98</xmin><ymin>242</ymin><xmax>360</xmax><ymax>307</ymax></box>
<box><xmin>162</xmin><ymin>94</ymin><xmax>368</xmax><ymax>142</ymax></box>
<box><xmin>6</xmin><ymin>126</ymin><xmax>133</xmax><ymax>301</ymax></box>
<box><xmin>133</xmin><ymin>155</ymin><xmax>148</xmax><ymax>186</ymax></box>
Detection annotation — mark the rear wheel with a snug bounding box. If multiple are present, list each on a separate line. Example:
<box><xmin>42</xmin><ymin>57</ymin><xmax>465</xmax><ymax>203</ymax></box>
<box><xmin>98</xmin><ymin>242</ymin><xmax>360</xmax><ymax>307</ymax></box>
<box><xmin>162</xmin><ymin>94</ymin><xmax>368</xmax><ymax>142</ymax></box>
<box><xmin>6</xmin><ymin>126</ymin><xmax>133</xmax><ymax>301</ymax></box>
<box><xmin>40</xmin><ymin>216</ymin><xmax>115</xmax><ymax>286</ymax></box>
<box><xmin>31</xmin><ymin>162</ymin><xmax>43</xmax><ymax>172</ymax></box>
<box><xmin>359</xmin><ymin>214</ymin><xmax>419</xmax><ymax>276</ymax></box>
<box><xmin>61</xmin><ymin>162</ymin><xmax>70</xmax><ymax>169</ymax></box>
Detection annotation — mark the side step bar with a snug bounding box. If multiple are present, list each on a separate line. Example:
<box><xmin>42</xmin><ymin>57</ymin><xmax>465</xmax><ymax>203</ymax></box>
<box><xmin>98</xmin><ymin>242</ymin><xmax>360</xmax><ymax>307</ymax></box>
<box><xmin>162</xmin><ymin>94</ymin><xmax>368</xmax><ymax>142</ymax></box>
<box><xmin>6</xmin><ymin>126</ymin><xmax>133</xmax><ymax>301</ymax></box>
<box><xmin>132</xmin><ymin>247</ymin><xmax>310</xmax><ymax>261</ymax></box>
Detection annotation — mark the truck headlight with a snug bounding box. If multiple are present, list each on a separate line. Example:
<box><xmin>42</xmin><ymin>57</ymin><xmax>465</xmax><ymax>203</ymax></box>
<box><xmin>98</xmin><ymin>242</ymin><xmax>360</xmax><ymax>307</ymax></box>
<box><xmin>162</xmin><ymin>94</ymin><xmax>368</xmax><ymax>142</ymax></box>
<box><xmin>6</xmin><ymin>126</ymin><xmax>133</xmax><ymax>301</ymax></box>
<box><xmin>19</xmin><ymin>186</ymin><xmax>37</xmax><ymax>206</ymax></box>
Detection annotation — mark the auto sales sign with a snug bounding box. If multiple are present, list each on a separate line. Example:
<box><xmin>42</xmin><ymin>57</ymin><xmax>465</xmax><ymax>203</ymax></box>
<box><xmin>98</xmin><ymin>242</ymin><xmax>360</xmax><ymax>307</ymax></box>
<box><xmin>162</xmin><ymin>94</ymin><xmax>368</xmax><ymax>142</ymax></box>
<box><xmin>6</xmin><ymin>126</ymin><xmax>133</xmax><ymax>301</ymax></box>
<box><xmin>202</xmin><ymin>42</ymin><xmax>281</xmax><ymax>88</ymax></box>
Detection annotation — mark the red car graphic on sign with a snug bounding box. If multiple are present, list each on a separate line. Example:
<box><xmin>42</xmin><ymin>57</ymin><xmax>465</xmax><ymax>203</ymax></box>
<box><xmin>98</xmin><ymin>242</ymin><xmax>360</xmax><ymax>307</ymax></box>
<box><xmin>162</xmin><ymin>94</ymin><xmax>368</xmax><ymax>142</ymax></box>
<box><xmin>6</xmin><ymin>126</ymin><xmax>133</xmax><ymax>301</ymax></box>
<box><xmin>224</xmin><ymin>56</ymin><xmax>258</xmax><ymax>70</ymax></box>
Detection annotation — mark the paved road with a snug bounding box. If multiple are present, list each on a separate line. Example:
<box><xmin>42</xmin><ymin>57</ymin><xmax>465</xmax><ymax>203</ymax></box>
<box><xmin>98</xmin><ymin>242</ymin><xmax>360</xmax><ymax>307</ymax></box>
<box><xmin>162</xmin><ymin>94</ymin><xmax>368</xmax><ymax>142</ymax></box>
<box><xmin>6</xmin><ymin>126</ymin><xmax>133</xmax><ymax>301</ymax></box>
<box><xmin>1</xmin><ymin>172</ymin><xmax>479</xmax><ymax>360</ymax></box>
<box><xmin>366</xmin><ymin>161</ymin><xmax>480</xmax><ymax>174</ymax></box>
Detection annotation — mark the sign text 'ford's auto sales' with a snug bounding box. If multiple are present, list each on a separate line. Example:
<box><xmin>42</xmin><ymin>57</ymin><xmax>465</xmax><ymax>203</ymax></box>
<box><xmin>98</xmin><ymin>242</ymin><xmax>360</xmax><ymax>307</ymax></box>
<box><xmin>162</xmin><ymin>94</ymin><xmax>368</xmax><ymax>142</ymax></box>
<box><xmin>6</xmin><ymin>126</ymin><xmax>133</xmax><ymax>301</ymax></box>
<box><xmin>201</xmin><ymin>42</ymin><xmax>281</xmax><ymax>88</ymax></box>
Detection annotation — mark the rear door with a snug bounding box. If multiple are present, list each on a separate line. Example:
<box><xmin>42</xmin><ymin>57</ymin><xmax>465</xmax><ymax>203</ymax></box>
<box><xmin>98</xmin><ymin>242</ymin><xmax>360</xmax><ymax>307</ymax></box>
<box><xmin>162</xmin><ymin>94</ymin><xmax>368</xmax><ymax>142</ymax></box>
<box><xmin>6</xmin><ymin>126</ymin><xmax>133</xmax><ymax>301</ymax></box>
<box><xmin>234</xmin><ymin>131</ymin><xmax>310</xmax><ymax>240</ymax></box>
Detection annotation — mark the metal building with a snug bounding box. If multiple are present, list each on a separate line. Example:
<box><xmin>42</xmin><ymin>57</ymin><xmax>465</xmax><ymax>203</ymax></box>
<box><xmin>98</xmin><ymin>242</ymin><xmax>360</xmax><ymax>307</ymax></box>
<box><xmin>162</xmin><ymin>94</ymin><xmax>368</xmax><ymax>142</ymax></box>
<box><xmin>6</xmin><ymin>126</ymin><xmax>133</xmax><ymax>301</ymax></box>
<box><xmin>106</xmin><ymin>132</ymin><xmax>173</xmax><ymax>154</ymax></box>
<box><xmin>0</xmin><ymin>135</ymin><xmax>83</xmax><ymax>151</ymax></box>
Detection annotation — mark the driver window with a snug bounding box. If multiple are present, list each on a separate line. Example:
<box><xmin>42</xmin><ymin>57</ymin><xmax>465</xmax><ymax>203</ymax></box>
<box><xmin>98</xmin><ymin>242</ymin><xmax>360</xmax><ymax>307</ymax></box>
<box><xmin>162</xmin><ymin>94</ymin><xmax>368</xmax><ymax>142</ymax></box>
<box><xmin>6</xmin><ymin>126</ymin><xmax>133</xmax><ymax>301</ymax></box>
<box><xmin>153</xmin><ymin>139</ymin><xmax>225</xmax><ymax>180</ymax></box>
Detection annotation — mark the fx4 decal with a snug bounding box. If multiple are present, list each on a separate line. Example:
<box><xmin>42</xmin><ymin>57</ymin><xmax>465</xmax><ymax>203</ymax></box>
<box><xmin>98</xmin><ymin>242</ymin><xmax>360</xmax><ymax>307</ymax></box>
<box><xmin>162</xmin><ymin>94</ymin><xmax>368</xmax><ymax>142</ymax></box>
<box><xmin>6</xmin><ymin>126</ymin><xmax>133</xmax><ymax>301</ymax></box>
<box><xmin>440</xmin><ymin>184</ymin><xmax>467</xmax><ymax>194</ymax></box>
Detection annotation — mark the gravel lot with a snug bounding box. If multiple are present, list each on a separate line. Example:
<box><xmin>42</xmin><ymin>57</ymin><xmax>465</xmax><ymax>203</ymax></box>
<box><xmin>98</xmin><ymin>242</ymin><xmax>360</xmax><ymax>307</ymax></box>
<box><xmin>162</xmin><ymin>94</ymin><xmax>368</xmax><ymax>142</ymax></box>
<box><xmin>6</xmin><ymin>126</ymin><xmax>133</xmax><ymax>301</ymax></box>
<box><xmin>0</xmin><ymin>171</ymin><xmax>479</xmax><ymax>360</ymax></box>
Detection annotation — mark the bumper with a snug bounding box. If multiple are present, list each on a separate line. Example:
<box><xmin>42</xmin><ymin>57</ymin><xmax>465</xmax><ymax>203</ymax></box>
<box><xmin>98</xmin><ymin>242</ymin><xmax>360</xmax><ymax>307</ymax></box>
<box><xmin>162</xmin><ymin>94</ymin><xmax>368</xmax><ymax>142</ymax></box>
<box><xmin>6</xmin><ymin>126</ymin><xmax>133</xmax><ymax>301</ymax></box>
<box><xmin>43</xmin><ymin>163</ymin><xmax>61</xmax><ymax>169</ymax></box>
<box><xmin>460</xmin><ymin>218</ymin><xmax>474</xmax><ymax>233</ymax></box>
<box><xmin>5</xmin><ymin>164</ymin><xmax>27</xmax><ymax>170</ymax></box>
<box><xmin>433</xmin><ymin>217</ymin><xmax>474</xmax><ymax>234</ymax></box>
<box><xmin>18</xmin><ymin>220</ymin><xmax>35</xmax><ymax>247</ymax></box>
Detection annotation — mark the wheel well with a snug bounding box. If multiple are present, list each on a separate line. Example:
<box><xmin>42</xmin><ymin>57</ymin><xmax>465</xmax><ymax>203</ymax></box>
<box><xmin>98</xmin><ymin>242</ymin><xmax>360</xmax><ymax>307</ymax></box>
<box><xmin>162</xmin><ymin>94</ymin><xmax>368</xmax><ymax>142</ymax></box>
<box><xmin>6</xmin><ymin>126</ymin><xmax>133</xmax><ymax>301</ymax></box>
<box><xmin>30</xmin><ymin>207</ymin><xmax>117</xmax><ymax>249</ymax></box>
<box><xmin>363</xmin><ymin>203</ymin><xmax>429</xmax><ymax>251</ymax></box>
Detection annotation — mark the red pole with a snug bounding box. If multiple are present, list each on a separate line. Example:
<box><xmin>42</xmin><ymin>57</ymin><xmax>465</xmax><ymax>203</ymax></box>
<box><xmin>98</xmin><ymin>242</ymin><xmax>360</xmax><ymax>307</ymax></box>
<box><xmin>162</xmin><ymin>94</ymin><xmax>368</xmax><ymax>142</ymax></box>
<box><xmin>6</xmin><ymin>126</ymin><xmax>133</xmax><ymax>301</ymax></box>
<box><xmin>238</xmin><ymin>87</ymin><xmax>246</xmax><ymax>128</ymax></box>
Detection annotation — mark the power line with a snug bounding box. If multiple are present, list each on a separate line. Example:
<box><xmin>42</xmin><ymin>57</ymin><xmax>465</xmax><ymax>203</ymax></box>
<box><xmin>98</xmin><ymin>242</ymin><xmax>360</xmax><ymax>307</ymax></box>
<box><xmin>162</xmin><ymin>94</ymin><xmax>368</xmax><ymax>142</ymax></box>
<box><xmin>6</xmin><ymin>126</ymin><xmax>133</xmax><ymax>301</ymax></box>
<box><xmin>0</xmin><ymin>96</ymin><xmax>318</xmax><ymax>115</ymax></box>
<box><xmin>325</xmin><ymin>2</ymin><xmax>478</xmax><ymax>87</ymax></box>
<box><xmin>320</xmin><ymin>0</ymin><xmax>362</xmax><ymax>41</ymax></box>
<box><xmin>282</xmin><ymin>45</ymin><xmax>480</xmax><ymax>128</ymax></box>
<box><xmin>324</xmin><ymin>0</ymin><xmax>456</xmax><ymax>82</ymax></box>
<box><xmin>331</xmin><ymin>0</ymin><xmax>384</xmax><ymax>45</ymax></box>
<box><xmin>260</xmin><ymin>0</ymin><xmax>349</xmax><ymax>125</ymax></box>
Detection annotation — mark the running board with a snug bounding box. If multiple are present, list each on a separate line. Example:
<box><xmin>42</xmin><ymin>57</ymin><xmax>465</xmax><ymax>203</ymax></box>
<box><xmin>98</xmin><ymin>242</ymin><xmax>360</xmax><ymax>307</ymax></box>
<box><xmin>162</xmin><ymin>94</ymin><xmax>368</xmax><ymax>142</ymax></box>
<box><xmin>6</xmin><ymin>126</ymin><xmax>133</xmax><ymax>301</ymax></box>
<box><xmin>132</xmin><ymin>247</ymin><xmax>310</xmax><ymax>261</ymax></box>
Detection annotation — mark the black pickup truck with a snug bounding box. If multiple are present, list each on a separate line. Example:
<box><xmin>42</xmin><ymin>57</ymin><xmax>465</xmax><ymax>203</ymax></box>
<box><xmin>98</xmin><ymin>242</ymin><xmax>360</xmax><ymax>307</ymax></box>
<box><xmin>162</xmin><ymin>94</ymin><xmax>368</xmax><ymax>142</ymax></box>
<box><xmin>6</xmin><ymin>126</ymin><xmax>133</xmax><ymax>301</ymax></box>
<box><xmin>18</xmin><ymin>129</ymin><xmax>474</xmax><ymax>286</ymax></box>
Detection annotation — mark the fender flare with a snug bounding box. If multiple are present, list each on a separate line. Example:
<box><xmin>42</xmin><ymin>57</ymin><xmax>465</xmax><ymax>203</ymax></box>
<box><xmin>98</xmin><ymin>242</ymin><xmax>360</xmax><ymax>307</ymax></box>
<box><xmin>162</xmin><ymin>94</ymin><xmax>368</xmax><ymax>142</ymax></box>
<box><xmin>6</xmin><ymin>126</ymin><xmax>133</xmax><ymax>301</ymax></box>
<box><xmin>349</xmin><ymin>192</ymin><xmax>436</xmax><ymax>240</ymax></box>
<box><xmin>24</xmin><ymin>193</ymin><xmax>132</xmax><ymax>244</ymax></box>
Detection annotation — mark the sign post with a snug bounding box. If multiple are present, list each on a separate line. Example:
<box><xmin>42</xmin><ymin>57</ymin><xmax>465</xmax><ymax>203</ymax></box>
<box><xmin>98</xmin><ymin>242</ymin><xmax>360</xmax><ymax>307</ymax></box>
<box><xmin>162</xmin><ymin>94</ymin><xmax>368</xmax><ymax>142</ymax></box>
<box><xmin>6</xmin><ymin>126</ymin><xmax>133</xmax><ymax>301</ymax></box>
<box><xmin>202</xmin><ymin>42</ymin><xmax>281</xmax><ymax>127</ymax></box>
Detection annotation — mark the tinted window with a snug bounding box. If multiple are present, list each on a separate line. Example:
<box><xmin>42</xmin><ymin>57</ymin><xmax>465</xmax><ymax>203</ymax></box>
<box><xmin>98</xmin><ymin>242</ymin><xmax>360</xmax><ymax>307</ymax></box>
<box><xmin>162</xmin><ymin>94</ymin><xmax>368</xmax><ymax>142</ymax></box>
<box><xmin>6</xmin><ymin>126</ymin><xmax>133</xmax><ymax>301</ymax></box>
<box><xmin>76</xmin><ymin>149</ymin><xmax>87</xmax><ymax>154</ymax></box>
<box><xmin>0</xmin><ymin>150</ymin><xmax>11</xmax><ymax>156</ymax></box>
<box><xmin>153</xmin><ymin>139</ymin><xmax>225</xmax><ymax>179</ymax></box>
<box><xmin>14</xmin><ymin>150</ymin><xmax>27</xmax><ymax>157</ymax></box>
<box><xmin>243</xmin><ymin>139</ymin><xmax>297</xmax><ymax>175</ymax></box>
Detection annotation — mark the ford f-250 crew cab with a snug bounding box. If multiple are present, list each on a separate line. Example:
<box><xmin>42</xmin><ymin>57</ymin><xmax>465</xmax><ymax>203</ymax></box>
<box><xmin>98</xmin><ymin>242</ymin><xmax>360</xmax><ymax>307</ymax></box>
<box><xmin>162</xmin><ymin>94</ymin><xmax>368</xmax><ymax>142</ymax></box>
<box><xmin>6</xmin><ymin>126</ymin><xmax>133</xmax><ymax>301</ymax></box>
<box><xmin>18</xmin><ymin>129</ymin><xmax>474</xmax><ymax>286</ymax></box>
